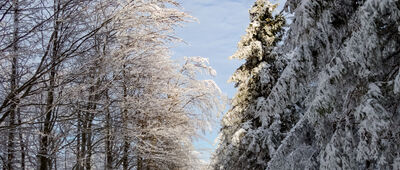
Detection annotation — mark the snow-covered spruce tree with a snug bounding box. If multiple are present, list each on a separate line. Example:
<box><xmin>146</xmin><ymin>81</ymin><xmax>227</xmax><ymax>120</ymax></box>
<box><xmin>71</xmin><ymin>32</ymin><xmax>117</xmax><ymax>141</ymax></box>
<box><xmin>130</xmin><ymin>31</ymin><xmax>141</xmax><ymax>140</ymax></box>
<box><xmin>211</xmin><ymin>1</ymin><xmax>285</xmax><ymax>169</ymax></box>
<box><xmin>265</xmin><ymin>0</ymin><xmax>400</xmax><ymax>169</ymax></box>
<box><xmin>214</xmin><ymin>0</ymin><xmax>400</xmax><ymax>169</ymax></box>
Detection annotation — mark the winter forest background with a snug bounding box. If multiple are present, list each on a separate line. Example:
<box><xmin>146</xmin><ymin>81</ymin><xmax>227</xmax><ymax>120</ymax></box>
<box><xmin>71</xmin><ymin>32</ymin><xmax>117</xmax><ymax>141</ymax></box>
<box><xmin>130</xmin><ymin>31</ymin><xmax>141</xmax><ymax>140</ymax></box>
<box><xmin>1</xmin><ymin>0</ymin><xmax>400</xmax><ymax>170</ymax></box>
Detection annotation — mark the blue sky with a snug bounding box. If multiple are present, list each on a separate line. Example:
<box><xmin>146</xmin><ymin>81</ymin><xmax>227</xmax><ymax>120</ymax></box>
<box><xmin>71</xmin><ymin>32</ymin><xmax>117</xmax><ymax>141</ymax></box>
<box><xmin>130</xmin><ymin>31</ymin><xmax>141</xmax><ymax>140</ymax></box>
<box><xmin>172</xmin><ymin>0</ymin><xmax>286</xmax><ymax>162</ymax></box>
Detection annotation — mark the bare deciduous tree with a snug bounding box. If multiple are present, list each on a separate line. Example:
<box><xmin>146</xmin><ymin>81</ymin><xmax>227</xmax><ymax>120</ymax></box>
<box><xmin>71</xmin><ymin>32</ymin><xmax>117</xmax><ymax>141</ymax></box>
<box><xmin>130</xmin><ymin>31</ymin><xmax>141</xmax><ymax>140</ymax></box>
<box><xmin>0</xmin><ymin>0</ymin><xmax>226</xmax><ymax>169</ymax></box>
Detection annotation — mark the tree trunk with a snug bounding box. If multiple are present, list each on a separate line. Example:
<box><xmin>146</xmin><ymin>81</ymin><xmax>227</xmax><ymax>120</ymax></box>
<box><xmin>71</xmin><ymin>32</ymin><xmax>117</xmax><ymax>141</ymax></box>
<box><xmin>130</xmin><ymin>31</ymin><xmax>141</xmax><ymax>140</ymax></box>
<box><xmin>105</xmin><ymin>96</ymin><xmax>113</xmax><ymax>170</ymax></box>
<box><xmin>6</xmin><ymin>0</ymin><xmax>19</xmax><ymax>169</ymax></box>
<box><xmin>80</xmin><ymin>115</ymin><xmax>86</xmax><ymax>169</ymax></box>
<box><xmin>85</xmin><ymin>107</ymin><xmax>93</xmax><ymax>170</ymax></box>
<box><xmin>76</xmin><ymin>111</ymin><xmax>83</xmax><ymax>170</ymax></box>
<box><xmin>38</xmin><ymin>1</ymin><xmax>60</xmax><ymax>169</ymax></box>
<box><xmin>137</xmin><ymin>157</ymin><xmax>143</xmax><ymax>170</ymax></box>
<box><xmin>122</xmin><ymin>66</ymin><xmax>130</xmax><ymax>170</ymax></box>
<box><xmin>17</xmin><ymin>110</ymin><xmax>25</xmax><ymax>170</ymax></box>
<box><xmin>85</xmin><ymin>65</ymin><xmax>102</xmax><ymax>170</ymax></box>
<box><xmin>38</xmin><ymin>41</ymin><xmax>56</xmax><ymax>170</ymax></box>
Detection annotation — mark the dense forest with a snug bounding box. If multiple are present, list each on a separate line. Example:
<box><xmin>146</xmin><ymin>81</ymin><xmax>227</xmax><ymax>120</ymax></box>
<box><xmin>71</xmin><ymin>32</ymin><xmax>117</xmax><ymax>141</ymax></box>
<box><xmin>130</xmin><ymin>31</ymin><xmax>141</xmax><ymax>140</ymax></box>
<box><xmin>212</xmin><ymin>0</ymin><xmax>400</xmax><ymax>169</ymax></box>
<box><xmin>1</xmin><ymin>0</ymin><xmax>400</xmax><ymax>169</ymax></box>
<box><xmin>0</xmin><ymin>0</ymin><xmax>225</xmax><ymax>169</ymax></box>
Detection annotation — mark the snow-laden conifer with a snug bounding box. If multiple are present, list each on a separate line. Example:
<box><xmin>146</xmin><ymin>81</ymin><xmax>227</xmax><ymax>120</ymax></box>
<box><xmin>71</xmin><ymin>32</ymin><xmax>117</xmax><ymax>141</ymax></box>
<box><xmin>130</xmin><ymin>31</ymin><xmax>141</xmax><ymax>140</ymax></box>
<box><xmin>213</xmin><ymin>0</ymin><xmax>400</xmax><ymax>169</ymax></box>
<box><xmin>212</xmin><ymin>0</ymin><xmax>285</xmax><ymax>169</ymax></box>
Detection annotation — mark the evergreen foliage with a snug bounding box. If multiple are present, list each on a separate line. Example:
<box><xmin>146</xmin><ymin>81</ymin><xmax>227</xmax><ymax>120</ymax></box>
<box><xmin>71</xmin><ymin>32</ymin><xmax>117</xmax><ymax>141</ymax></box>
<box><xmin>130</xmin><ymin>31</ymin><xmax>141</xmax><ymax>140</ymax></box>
<box><xmin>212</xmin><ymin>0</ymin><xmax>400</xmax><ymax>169</ymax></box>
<box><xmin>212</xmin><ymin>1</ymin><xmax>285</xmax><ymax>169</ymax></box>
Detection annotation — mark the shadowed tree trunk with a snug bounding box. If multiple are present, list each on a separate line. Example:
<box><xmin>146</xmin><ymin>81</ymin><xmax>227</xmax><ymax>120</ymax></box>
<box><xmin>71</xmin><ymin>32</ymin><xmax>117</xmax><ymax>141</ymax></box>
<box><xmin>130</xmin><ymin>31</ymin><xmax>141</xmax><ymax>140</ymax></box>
<box><xmin>122</xmin><ymin>65</ymin><xmax>129</xmax><ymax>170</ymax></box>
<box><xmin>38</xmin><ymin>0</ymin><xmax>60</xmax><ymax>169</ymax></box>
<box><xmin>17</xmin><ymin>110</ymin><xmax>25</xmax><ymax>170</ymax></box>
<box><xmin>76</xmin><ymin>110</ymin><xmax>83</xmax><ymax>170</ymax></box>
<box><xmin>105</xmin><ymin>93</ymin><xmax>113</xmax><ymax>170</ymax></box>
<box><xmin>6</xmin><ymin>0</ymin><xmax>19</xmax><ymax>169</ymax></box>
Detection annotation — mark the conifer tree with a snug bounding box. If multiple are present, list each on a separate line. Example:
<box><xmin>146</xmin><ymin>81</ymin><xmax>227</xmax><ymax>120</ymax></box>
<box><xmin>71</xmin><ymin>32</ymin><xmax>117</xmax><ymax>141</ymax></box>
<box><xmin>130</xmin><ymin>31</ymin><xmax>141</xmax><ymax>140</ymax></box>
<box><xmin>213</xmin><ymin>0</ymin><xmax>400</xmax><ymax>169</ymax></box>
<box><xmin>212</xmin><ymin>1</ymin><xmax>285</xmax><ymax>169</ymax></box>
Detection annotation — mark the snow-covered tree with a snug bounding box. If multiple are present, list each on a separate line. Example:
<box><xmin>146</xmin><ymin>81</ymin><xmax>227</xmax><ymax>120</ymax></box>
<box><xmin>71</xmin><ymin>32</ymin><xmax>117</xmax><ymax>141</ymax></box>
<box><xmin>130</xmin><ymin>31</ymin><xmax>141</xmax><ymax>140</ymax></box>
<box><xmin>212</xmin><ymin>0</ymin><xmax>285</xmax><ymax>169</ymax></box>
<box><xmin>213</xmin><ymin>0</ymin><xmax>400</xmax><ymax>169</ymax></box>
<box><xmin>0</xmin><ymin>0</ymin><xmax>226</xmax><ymax>169</ymax></box>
